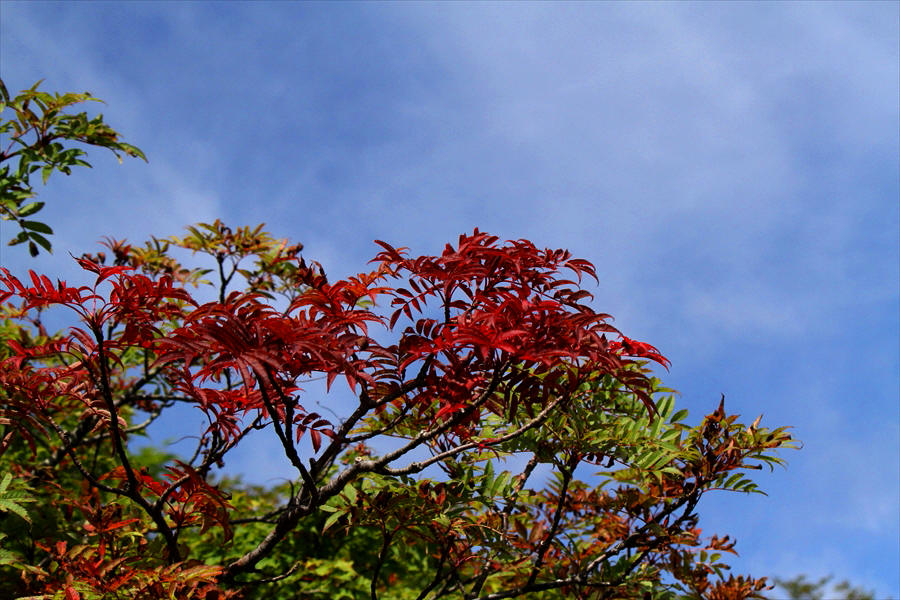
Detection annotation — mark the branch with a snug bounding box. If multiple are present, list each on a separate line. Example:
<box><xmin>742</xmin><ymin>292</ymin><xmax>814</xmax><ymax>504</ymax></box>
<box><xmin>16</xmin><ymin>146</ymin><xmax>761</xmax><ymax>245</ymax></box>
<box><xmin>526</xmin><ymin>456</ymin><xmax>577</xmax><ymax>588</ymax></box>
<box><xmin>232</xmin><ymin>561</ymin><xmax>301</xmax><ymax>587</ymax></box>
<box><xmin>414</xmin><ymin>544</ymin><xmax>452</xmax><ymax>600</ymax></box>
<box><xmin>42</xmin><ymin>367</ymin><xmax>168</xmax><ymax>469</ymax></box>
<box><xmin>381</xmin><ymin>390</ymin><xmax>562</xmax><ymax>479</ymax></box>
<box><xmin>584</xmin><ymin>481</ymin><xmax>701</xmax><ymax>576</ymax></box>
<box><xmin>222</xmin><ymin>493</ymin><xmax>309</xmax><ymax>581</ymax></box>
<box><xmin>344</xmin><ymin>398</ymin><xmax>416</xmax><ymax>444</ymax></box>
<box><xmin>256</xmin><ymin>369</ymin><xmax>318</xmax><ymax>505</ymax></box>
<box><xmin>43</xmin><ymin>414</ymin><xmax>123</xmax><ymax>496</ymax></box>
<box><xmin>311</xmin><ymin>355</ymin><xmax>434</xmax><ymax>482</ymax></box>
<box><xmin>91</xmin><ymin>326</ymin><xmax>181</xmax><ymax>561</ymax></box>
<box><xmin>353</xmin><ymin>364</ymin><xmax>508</xmax><ymax>479</ymax></box>
<box><xmin>462</xmin><ymin>476</ymin><xmax>706</xmax><ymax>599</ymax></box>
<box><xmin>224</xmin><ymin>359</ymin><xmax>469</xmax><ymax>580</ymax></box>
<box><xmin>467</xmin><ymin>453</ymin><xmax>540</xmax><ymax>598</ymax></box>
<box><xmin>370</xmin><ymin>527</ymin><xmax>395</xmax><ymax>600</ymax></box>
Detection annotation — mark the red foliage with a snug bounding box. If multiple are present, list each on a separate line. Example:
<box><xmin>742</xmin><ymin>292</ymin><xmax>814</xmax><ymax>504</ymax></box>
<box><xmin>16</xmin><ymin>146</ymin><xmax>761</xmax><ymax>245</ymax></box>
<box><xmin>0</xmin><ymin>228</ymin><xmax>785</xmax><ymax>598</ymax></box>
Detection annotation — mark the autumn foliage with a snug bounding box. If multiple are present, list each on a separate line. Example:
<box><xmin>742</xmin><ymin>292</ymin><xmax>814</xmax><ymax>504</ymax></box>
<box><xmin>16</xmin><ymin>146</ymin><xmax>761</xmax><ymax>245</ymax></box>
<box><xmin>0</xmin><ymin>222</ymin><xmax>795</xmax><ymax>599</ymax></box>
<box><xmin>0</xmin><ymin>80</ymin><xmax>795</xmax><ymax>599</ymax></box>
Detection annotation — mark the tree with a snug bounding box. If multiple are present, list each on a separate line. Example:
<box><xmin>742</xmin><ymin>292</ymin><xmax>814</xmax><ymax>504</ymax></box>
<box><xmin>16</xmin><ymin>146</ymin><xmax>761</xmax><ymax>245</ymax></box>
<box><xmin>0</xmin><ymin>81</ymin><xmax>797</xmax><ymax>599</ymax></box>
<box><xmin>772</xmin><ymin>575</ymin><xmax>885</xmax><ymax>600</ymax></box>
<box><xmin>0</xmin><ymin>79</ymin><xmax>145</xmax><ymax>255</ymax></box>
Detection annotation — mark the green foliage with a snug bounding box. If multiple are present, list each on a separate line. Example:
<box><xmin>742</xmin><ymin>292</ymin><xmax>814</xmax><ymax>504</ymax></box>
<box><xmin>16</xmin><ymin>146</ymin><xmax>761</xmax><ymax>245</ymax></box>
<box><xmin>0</xmin><ymin>78</ymin><xmax>145</xmax><ymax>255</ymax></box>
<box><xmin>0</xmin><ymin>472</ymin><xmax>34</xmax><ymax>524</ymax></box>
<box><xmin>772</xmin><ymin>575</ymin><xmax>886</xmax><ymax>600</ymax></box>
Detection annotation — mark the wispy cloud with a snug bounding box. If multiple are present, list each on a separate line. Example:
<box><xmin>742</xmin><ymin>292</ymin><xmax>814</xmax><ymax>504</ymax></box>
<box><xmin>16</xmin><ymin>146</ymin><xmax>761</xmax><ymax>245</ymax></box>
<box><xmin>2</xmin><ymin>2</ymin><xmax>897</xmax><ymax>594</ymax></box>
<box><xmin>0</xmin><ymin>3</ymin><xmax>222</xmax><ymax>278</ymax></box>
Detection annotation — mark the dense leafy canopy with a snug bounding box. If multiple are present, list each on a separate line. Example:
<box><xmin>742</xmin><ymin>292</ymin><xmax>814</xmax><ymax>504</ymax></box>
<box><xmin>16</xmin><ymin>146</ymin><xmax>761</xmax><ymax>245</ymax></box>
<box><xmin>0</xmin><ymin>80</ymin><xmax>797</xmax><ymax>600</ymax></box>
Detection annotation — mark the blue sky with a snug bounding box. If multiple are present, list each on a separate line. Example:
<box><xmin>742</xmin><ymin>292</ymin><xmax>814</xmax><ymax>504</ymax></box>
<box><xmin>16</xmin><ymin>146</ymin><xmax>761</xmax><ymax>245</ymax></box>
<box><xmin>1</xmin><ymin>1</ymin><xmax>898</xmax><ymax>596</ymax></box>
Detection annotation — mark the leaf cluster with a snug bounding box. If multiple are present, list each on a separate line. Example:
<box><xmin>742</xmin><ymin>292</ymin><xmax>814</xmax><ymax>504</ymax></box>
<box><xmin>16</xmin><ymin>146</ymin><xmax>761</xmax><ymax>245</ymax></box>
<box><xmin>0</xmin><ymin>81</ymin><xmax>801</xmax><ymax>600</ymax></box>
<box><xmin>0</xmin><ymin>221</ymin><xmax>797</xmax><ymax>600</ymax></box>
<box><xmin>0</xmin><ymin>79</ymin><xmax>145</xmax><ymax>255</ymax></box>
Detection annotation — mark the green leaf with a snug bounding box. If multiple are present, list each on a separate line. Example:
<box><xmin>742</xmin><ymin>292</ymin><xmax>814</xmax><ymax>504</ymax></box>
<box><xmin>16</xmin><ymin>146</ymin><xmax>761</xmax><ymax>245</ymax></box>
<box><xmin>0</xmin><ymin>197</ymin><xmax>20</xmax><ymax>213</ymax></box>
<box><xmin>28</xmin><ymin>231</ymin><xmax>52</xmax><ymax>252</ymax></box>
<box><xmin>638</xmin><ymin>450</ymin><xmax>664</xmax><ymax>469</ymax></box>
<box><xmin>21</xmin><ymin>220</ymin><xmax>52</xmax><ymax>234</ymax></box>
<box><xmin>660</xmin><ymin>428</ymin><xmax>682</xmax><ymax>444</ymax></box>
<box><xmin>723</xmin><ymin>473</ymin><xmax>743</xmax><ymax>489</ymax></box>
<box><xmin>656</xmin><ymin>395</ymin><xmax>674</xmax><ymax>419</ymax></box>
<box><xmin>17</xmin><ymin>201</ymin><xmax>44</xmax><ymax>217</ymax></box>
<box><xmin>119</xmin><ymin>142</ymin><xmax>148</xmax><ymax>161</ymax></box>
<box><xmin>343</xmin><ymin>483</ymin><xmax>357</xmax><ymax>505</ymax></box>
<box><xmin>487</xmin><ymin>471</ymin><xmax>510</xmax><ymax>499</ymax></box>
<box><xmin>480</xmin><ymin>459</ymin><xmax>495</xmax><ymax>496</ymax></box>
<box><xmin>322</xmin><ymin>509</ymin><xmax>344</xmax><ymax>533</ymax></box>
<box><xmin>0</xmin><ymin>475</ymin><xmax>33</xmax><ymax>524</ymax></box>
<box><xmin>7</xmin><ymin>230</ymin><xmax>28</xmax><ymax>246</ymax></box>
<box><xmin>0</xmin><ymin>498</ymin><xmax>31</xmax><ymax>523</ymax></box>
<box><xmin>670</xmin><ymin>409</ymin><xmax>689</xmax><ymax>423</ymax></box>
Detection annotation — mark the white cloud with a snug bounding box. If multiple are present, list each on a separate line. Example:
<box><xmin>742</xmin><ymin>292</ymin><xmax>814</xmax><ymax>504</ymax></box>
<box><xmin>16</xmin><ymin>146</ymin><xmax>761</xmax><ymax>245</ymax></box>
<box><xmin>1</xmin><ymin>4</ymin><xmax>223</xmax><ymax>275</ymax></box>
<box><xmin>2</xmin><ymin>3</ymin><xmax>896</xmax><ymax>591</ymax></box>
<box><xmin>368</xmin><ymin>2</ymin><xmax>898</xmax><ymax>349</ymax></box>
